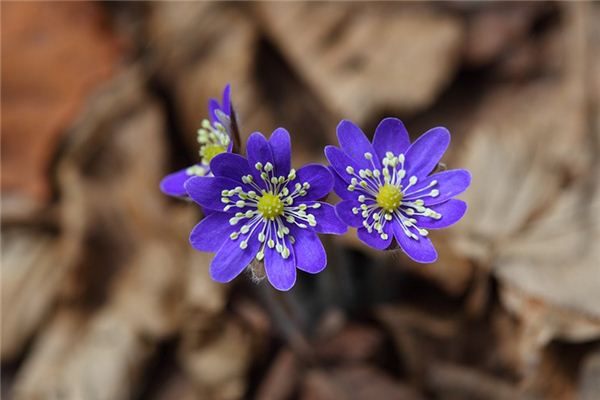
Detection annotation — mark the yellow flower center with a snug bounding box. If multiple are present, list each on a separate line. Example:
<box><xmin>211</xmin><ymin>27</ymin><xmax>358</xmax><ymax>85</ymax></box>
<box><xmin>201</xmin><ymin>144</ymin><xmax>226</xmax><ymax>164</ymax></box>
<box><xmin>257</xmin><ymin>193</ymin><xmax>284</xmax><ymax>220</ymax></box>
<box><xmin>376</xmin><ymin>184</ymin><xmax>403</xmax><ymax>212</ymax></box>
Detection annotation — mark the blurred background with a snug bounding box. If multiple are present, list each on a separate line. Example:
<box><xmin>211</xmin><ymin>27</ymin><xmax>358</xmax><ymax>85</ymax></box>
<box><xmin>1</xmin><ymin>1</ymin><xmax>599</xmax><ymax>399</ymax></box>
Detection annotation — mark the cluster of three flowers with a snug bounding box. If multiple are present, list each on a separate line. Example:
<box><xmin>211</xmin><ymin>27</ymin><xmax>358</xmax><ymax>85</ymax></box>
<box><xmin>160</xmin><ymin>85</ymin><xmax>471</xmax><ymax>291</ymax></box>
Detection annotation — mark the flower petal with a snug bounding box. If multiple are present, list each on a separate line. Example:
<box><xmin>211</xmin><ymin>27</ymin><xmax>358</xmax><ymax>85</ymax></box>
<box><xmin>208</xmin><ymin>99</ymin><xmax>221</xmax><ymax>123</ymax></box>
<box><xmin>265</xmin><ymin>243</ymin><xmax>296</xmax><ymax>291</ymax></box>
<box><xmin>210</xmin><ymin>234</ymin><xmax>261</xmax><ymax>283</ymax></box>
<box><xmin>246</xmin><ymin>132</ymin><xmax>274</xmax><ymax>183</ymax></box>
<box><xmin>290</xmin><ymin>227</ymin><xmax>327</xmax><ymax>274</ymax></box>
<box><xmin>292</xmin><ymin>164</ymin><xmax>333</xmax><ymax>201</ymax></box>
<box><xmin>160</xmin><ymin>166</ymin><xmax>198</xmax><ymax>197</ymax></box>
<box><xmin>269</xmin><ymin>128</ymin><xmax>292</xmax><ymax>177</ymax></box>
<box><xmin>210</xmin><ymin>153</ymin><xmax>253</xmax><ymax>183</ymax></box>
<box><xmin>336</xmin><ymin>120</ymin><xmax>378</xmax><ymax>169</ymax></box>
<box><xmin>324</xmin><ymin>145</ymin><xmax>361</xmax><ymax>184</ymax></box>
<box><xmin>405</xmin><ymin>127</ymin><xmax>450</xmax><ymax>178</ymax></box>
<box><xmin>413</xmin><ymin>199</ymin><xmax>467</xmax><ymax>229</ymax></box>
<box><xmin>335</xmin><ymin>200</ymin><xmax>363</xmax><ymax>228</ymax></box>
<box><xmin>305</xmin><ymin>202</ymin><xmax>347</xmax><ymax>234</ymax></box>
<box><xmin>221</xmin><ymin>83</ymin><xmax>231</xmax><ymax>115</ymax></box>
<box><xmin>373</xmin><ymin>118</ymin><xmax>411</xmax><ymax>160</ymax></box>
<box><xmin>190</xmin><ymin>212</ymin><xmax>237</xmax><ymax>251</ymax></box>
<box><xmin>392</xmin><ymin>223</ymin><xmax>437</xmax><ymax>263</ymax></box>
<box><xmin>357</xmin><ymin>223</ymin><xmax>393</xmax><ymax>250</ymax></box>
<box><xmin>185</xmin><ymin>176</ymin><xmax>240</xmax><ymax>211</ymax></box>
<box><xmin>404</xmin><ymin>169</ymin><xmax>471</xmax><ymax>205</ymax></box>
<box><xmin>330</xmin><ymin>168</ymin><xmax>356</xmax><ymax>200</ymax></box>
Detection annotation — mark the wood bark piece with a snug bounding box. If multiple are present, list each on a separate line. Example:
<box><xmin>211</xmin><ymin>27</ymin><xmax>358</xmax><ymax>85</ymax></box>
<box><xmin>150</xmin><ymin>371</ymin><xmax>197</xmax><ymax>400</ymax></box>
<box><xmin>446</xmin><ymin>6</ymin><xmax>600</xmax><ymax>387</ymax></box>
<box><xmin>1</xmin><ymin>1</ymin><xmax>121</xmax><ymax>219</ymax></box>
<box><xmin>451</xmin><ymin>2</ymin><xmax>600</xmax><ymax>321</ymax></box>
<box><xmin>579</xmin><ymin>346</ymin><xmax>600</xmax><ymax>400</ymax></box>
<box><xmin>425</xmin><ymin>361</ymin><xmax>519</xmax><ymax>400</ymax></box>
<box><xmin>146</xmin><ymin>2</ymin><xmax>276</xmax><ymax>156</ymax></box>
<box><xmin>17</xmin><ymin>310</ymin><xmax>152</xmax><ymax>400</ymax></box>
<box><xmin>452</xmin><ymin>85</ymin><xmax>588</xmax><ymax>261</ymax></box>
<box><xmin>519</xmin><ymin>340</ymin><xmax>583</xmax><ymax>400</ymax></box>
<box><xmin>12</xmin><ymin>310</ymin><xmax>90</xmax><ymax>399</ymax></box>
<box><xmin>174</xmin><ymin>213</ymin><xmax>253</xmax><ymax>399</ymax></box>
<box><xmin>185</xmin><ymin>249</ymin><xmax>229</xmax><ymax>327</ymax></box>
<box><xmin>315</xmin><ymin>323</ymin><xmax>384</xmax><ymax>365</ymax></box>
<box><xmin>301</xmin><ymin>366</ymin><xmax>424</xmax><ymax>400</ymax></box>
<box><xmin>500</xmin><ymin>285</ymin><xmax>600</xmax><ymax>367</ymax></box>
<box><xmin>387</xmin><ymin>233</ymin><xmax>475</xmax><ymax>297</ymax></box>
<box><xmin>178</xmin><ymin>252</ymin><xmax>253</xmax><ymax>400</ymax></box>
<box><xmin>452</xmin><ymin>97</ymin><xmax>600</xmax><ymax>379</ymax></box>
<box><xmin>167</xmin><ymin>210</ymin><xmax>251</xmax><ymax>399</ymax></box>
<box><xmin>15</xmin><ymin>242</ymin><xmax>185</xmax><ymax>400</ymax></box>
<box><xmin>0</xmin><ymin>228</ymin><xmax>76</xmax><ymax>360</ymax></box>
<box><xmin>463</xmin><ymin>2</ymin><xmax>553</xmax><ymax>67</ymax></box>
<box><xmin>11</xmin><ymin>68</ymin><xmax>188</xmax><ymax>400</ymax></box>
<box><xmin>256</xmin><ymin>349</ymin><xmax>300</xmax><ymax>400</ymax></box>
<box><xmin>496</xmin><ymin>185</ymin><xmax>600</xmax><ymax>319</ymax></box>
<box><xmin>376</xmin><ymin>305</ymin><xmax>460</xmax><ymax>384</ymax></box>
<box><xmin>257</xmin><ymin>2</ymin><xmax>464</xmax><ymax>124</ymax></box>
<box><xmin>180</xmin><ymin>319</ymin><xmax>253</xmax><ymax>400</ymax></box>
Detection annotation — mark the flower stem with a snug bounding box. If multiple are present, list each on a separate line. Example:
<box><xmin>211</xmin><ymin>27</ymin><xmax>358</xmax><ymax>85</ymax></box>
<box><xmin>256</xmin><ymin>283</ymin><xmax>316</xmax><ymax>364</ymax></box>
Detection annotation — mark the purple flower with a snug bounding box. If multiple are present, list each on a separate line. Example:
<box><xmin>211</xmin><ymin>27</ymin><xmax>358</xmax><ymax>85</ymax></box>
<box><xmin>326</xmin><ymin>118</ymin><xmax>471</xmax><ymax>263</ymax></box>
<box><xmin>160</xmin><ymin>84</ymin><xmax>234</xmax><ymax>197</ymax></box>
<box><xmin>185</xmin><ymin>128</ymin><xmax>347</xmax><ymax>291</ymax></box>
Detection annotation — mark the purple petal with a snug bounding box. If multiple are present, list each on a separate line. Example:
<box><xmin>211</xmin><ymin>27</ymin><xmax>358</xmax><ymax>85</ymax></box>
<box><xmin>190</xmin><ymin>212</ymin><xmax>236</xmax><ymax>252</ymax></box>
<box><xmin>208</xmin><ymin>99</ymin><xmax>220</xmax><ymax>123</ymax></box>
<box><xmin>330</xmin><ymin>168</ymin><xmax>356</xmax><ymax>200</ymax></box>
<box><xmin>335</xmin><ymin>200</ymin><xmax>363</xmax><ymax>228</ymax></box>
<box><xmin>210</xmin><ymin>234</ymin><xmax>261</xmax><ymax>283</ymax></box>
<box><xmin>290</xmin><ymin>227</ymin><xmax>327</xmax><ymax>274</ymax></box>
<box><xmin>185</xmin><ymin>176</ymin><xmax>240</xmax><ymax>211</ymax></box>
<box><xmin>160</xmin><ymin>167</ymin><xmax>198</xmax><ymax>197</ymax></box>
<box><xmin>405</xmin><ymin>127</ymin><xmax>450</xmax><ymax>178</ymax></box>
<box><xmin>246</xmin><ymin>132</ymin><xmax>274</xmax><ymax>183</ymax></box>
<box><xmin>269</xmin><ymin>128</ymin><xmax>292</xmax><ymax>177</ymax></box>
<box><xmin>413</xmin><ymin>199</ymin><xmax>467</xmax><ymax>229</ymax></box>
<box><xmin>292</xmin><ymin>164</ymin><xmax>333</xmax><ymax>201</ymax></box>
<box><xmin>210</xmin><ymin>153</ymin><xmax>253</xmax><ymax>183</ymax></box>
<box><xmin>221</xmin><ymin>84</ymin><xmax>231</xmax><ymax>116</ymax></box>
<box><xmin>357</xmin><ymin>223</ymin><xmax>393</xmax><ymax>250</ymax></box>
<box><xmin>324</xmin><ymin>145</ymin><xmax>361</xmax><ymax>184</ymax></box>
<box><xmin>305</xmin><ymin>202</ymin><xmax>347</xmax><ymax>234</ymax></box>
<box><xmin>336</xmin><ymin>120</ymin><xmax>378</xmax><ymax>169</ymax></box>
<box><xmin>392</xmin><ymin>222</ymin><xmax>437</xmax><ymax>263</ymax></box>
<box><xmin>373</xmin><ymin>118</ymin><xmax>410</xmax><ymax>160</ymax></box>
<box><xmin>265</xmin><ymin>243</ymin><xmax>296</xmax><ymax>291</ymax></box>
<box><xmin>404</xmin><ymin>169</ymin><xmax>471</xmax><ymax>205</ymax></box>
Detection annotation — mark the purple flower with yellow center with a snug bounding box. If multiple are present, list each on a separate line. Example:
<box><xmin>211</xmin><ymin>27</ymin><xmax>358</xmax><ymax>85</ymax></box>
<box><xmin>160</xmin><ymin>84</ymin><xmax>234</xmax><ymax>197</ymax></box>
<box><xmin>184</xmin><ymin>128</ymin><xmax>347</xmax><ymax>291</ymax></box>
<box><xmin>326</xmin><ymin>118</ymin><xmax>471</xmax><ymax>263</ymax></box>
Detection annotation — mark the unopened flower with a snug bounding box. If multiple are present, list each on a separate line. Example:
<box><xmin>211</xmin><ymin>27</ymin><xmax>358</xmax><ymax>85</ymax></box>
<box><xmin>326</xmin><ymin>118</ymin><xmax>471</xmax><ymax>263</ymax></box>
<box><xmin>185</xmin><ymin>129</ymin><xmax>346</xmax><ymax>291</ymax></box>
<box><xmin>160</xmin><ymin>84</ymin><xmax>234</xmax><ymax>197</ymax></box>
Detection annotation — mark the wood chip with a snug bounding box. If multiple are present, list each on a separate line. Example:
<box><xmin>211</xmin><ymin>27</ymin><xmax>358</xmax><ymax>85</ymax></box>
<box><xmin>1</xmin><ymin>2</ymin><xmax>121</xmax><ymax>218</ymax></box>
<box><xmin>257</xmin><ymin>2</ymin><xmax>464</xmax><ymax>124</ymax></box>
<box><xmin>301</xmin><ymin>366</ymin><xmax>424</xmax><ymax>400</ymax></box>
